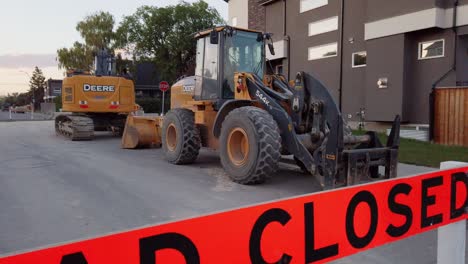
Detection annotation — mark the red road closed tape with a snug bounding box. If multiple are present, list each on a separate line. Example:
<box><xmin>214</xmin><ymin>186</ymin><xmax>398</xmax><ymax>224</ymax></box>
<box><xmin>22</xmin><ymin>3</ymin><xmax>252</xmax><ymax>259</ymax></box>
<box><xmin>1</xmin><ymin>168</ymin><xmax>467</xmax><ymax>264</ymax></box>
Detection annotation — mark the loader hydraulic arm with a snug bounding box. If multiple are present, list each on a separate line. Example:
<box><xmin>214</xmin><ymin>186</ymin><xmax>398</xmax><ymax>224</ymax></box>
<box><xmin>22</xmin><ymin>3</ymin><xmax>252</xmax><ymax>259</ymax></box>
<box><xmin>245</xmin><ymin>74</ymin><xmax>320</xmax><ymax>178</ymax></box>
<box><xmin>244</xmin><ymin>72</ymin><xmax>401</xmax><ymax>189</ymax></box>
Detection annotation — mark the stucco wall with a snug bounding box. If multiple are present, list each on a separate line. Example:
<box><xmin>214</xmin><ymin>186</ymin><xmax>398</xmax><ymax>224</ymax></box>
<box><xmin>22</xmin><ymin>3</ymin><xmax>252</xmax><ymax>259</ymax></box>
<box><xmin>228</xmin><ymin>0</ymin><xmax>249</xmax><ymax>28</ymax></box>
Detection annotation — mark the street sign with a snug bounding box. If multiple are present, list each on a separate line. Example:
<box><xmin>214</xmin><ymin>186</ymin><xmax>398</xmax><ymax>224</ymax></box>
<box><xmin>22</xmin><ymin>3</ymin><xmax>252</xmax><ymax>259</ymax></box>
<box><xmin>159</xmin><ymin>81</ymin><xmax>169</xmax><ymax>115</ymax></box>
<box><xmin>159</xmin><ymin>81</ymin><xmax>170</xmax><ymax>92</ymax></box>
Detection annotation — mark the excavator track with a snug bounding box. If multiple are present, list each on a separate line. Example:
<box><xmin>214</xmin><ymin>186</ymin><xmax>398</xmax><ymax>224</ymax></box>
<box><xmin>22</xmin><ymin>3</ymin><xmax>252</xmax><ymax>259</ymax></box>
<box><xmin>55</xmin><ymin>115</ymin><xmax>94</xmax><ymax>141</ymax></box>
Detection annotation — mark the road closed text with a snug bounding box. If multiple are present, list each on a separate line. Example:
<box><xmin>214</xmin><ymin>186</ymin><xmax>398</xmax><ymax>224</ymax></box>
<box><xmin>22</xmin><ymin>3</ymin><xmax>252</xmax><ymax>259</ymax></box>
<box><xmin>1</xmin><ymin>168</ymin><xmax>466</xmax><ymax>264</ymax></box>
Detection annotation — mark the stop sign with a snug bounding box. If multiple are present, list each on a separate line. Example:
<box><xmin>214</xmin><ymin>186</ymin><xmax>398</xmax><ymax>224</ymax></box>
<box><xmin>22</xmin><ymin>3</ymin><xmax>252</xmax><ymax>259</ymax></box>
<box><xmin>159</xmin><ymin>81</ymin><xmax>170</xmax><ymax>92</ymax></box>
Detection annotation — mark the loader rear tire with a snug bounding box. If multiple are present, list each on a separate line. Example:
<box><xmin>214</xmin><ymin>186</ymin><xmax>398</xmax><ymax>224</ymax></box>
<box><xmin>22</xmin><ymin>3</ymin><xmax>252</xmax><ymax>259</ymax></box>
<box><xmin>220</xmin><ymin>106</ymin><xmax>281</xmax><ymax>185</ymax></box>
<box><xmin>162</xmin><ymin>109</ymin><xmax>200</xmax><ymax>164</ymax></box>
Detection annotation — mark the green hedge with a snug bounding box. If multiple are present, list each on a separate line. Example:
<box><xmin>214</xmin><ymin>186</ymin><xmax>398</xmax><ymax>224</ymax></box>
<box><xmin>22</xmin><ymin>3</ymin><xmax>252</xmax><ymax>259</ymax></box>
<box><xmin>54</xmin><ymin>96</ymin><xmax>62</xmax><ymax>112</ymax></box>
<box><xmin>353</xmin><ymin>130</ymin><xmax>468</xmax><ymax>167</ymax></box>
<box><xmin>136</xmin><ymin>97</ymin><xmax>170</xmax><ymax>113</ymax></box>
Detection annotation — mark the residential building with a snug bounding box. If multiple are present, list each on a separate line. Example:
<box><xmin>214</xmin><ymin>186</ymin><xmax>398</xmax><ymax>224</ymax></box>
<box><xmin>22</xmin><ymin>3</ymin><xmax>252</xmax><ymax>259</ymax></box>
<box><xmin>225</xmin><ymin>0</ymin><xmax>468</xmax><ymax>124</ymax></box>
<box><xmin>45</xmin><ymin>79</ymin><xmax>63</xmax><ymax>100</ymax></box>
<box><xmin>134</xmin><ymin>62</ymin><xmax>161</xmax><ymax>98</ymax></box>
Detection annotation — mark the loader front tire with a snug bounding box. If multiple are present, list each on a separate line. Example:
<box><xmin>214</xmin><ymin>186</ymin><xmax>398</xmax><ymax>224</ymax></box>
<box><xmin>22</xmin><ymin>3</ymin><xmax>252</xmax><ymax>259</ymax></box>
<box><xmin>220</xmin><ymin>106</ymin><xmax>281</xmax><ymax>185</ymax></box>
<box><xmin>162</xmin><ymin>109</ymin><xmax>200</xmax><ymax>164</ymax></box>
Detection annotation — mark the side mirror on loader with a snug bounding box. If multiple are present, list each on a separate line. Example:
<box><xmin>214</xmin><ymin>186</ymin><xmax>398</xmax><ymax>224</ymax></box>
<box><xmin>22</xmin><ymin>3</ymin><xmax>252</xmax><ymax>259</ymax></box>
<box><xmin>268</xmin><ymin>43</ymin><xmax>275</xmax><ymax>56</ymax></box>
<box><xmin>210</xmin><ymin>29</ymin><xmax>218</xmax><ymax>44</ymax></box>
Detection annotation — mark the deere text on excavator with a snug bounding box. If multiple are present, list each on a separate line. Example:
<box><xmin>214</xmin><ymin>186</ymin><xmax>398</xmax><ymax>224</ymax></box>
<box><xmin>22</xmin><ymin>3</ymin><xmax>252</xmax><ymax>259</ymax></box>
<box><xmin>122</xmin><ymin>26</ymin><xmax>401</xmax><ymax>190</ymax></box>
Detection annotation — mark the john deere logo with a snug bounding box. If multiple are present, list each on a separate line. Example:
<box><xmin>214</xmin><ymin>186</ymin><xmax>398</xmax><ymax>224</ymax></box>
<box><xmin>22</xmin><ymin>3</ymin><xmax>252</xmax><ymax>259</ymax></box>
<box><xmin>83</xmin><ymin>84</ymin><xmax>115</xmax><ymax>92</ymax></box>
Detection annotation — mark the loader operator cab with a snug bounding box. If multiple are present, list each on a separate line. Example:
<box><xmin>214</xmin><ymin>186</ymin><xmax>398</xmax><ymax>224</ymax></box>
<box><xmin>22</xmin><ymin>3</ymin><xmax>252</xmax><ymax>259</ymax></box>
<box><xmin>194</xmin><ymin>26</ymin><xmax>272</xmax><ymax>104</ymax></box>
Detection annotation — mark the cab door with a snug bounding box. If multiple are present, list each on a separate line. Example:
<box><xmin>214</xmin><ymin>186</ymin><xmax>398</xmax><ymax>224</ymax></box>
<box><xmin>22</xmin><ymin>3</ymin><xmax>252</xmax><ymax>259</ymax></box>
<box><xmin>194</xmin><ymin>36</ymin><xmax>219</xmax><ymax>101</ymax></box>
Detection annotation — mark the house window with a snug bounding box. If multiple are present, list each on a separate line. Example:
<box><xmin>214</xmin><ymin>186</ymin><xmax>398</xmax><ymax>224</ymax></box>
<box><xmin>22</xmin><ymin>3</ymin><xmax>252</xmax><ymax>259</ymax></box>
<box><xmin>300</xmin><ymin>0</ymin><xmax>328</xmax><ymax>13</ymax></box>
<box><xmin>352</xmin><ymin>51</ymin><xmax>367</xmax><ymax>68</ymax></box>
<box><xmin>308</xmin><ymin>42</ymin><xmax>338</xmax><ymax>61</ymax></box>
<box><xmin>232</xmin><ymin>17</ymin><xmax>238</xmax><ymax>27</ymax></box>
<box><xmin>308</xmin><ymin>16</ymin><xmax>338</xmax><ymax>36</ymax></box>
<box><xmin>418</xmin><ymin>39</ymin><xmax>444</xmax><ymax>60</ymax></box>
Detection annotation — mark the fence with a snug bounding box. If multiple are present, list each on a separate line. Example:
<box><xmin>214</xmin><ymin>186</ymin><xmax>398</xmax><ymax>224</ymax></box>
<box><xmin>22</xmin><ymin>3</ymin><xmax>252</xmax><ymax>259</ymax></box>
<box><xmin>434</xmin><ymin>87</ymin><xmax>468</xmax><ymax>147</ymax></box>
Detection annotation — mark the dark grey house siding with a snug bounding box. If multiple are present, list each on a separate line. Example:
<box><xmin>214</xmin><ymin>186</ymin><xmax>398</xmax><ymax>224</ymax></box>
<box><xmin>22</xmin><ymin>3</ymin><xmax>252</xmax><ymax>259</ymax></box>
<box><xmin>367</xmin><ymin>0</ymin><xmax>439</xmax><ymax>23</ymax></box>
<box><xmin>437</xmin><ymin>0</ymin><xmax>468</xmax><ymax>8</ymax></box>
<box><xmin>458</xmin><ymin>35</ymin><xmax>468</xmax><ymax>85</ymax></box>
<box><xmin>286</xmin><ymin>0</ymin><xmax>341</xmax><ymax>101</ymax></box>
<box><xmin>404</xmin><ymin>28</ymin><xmax>456</xmax><ymax>123</ymax></box>
<box><xmin>254</xmin><ymin>0</ymin><xmax>468</xmax><ymax>123</ymax></box>
<box><xmin>365</xmin><ymin>34</ymin><xmax>406</xmax><ymax>121</ymax></box>
<box><xmin>459</xmin><ymin>25</ymin><xmax>468</xmax><ymax>35</ymax></box>
<box><xmin>341</xmin><ymin>0</ymin><xmax>367</xmax><ymax>120</ymax></box>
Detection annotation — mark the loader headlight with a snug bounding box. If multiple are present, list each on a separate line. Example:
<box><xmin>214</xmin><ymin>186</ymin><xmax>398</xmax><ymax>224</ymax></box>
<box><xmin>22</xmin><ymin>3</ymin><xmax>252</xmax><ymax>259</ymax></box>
<box><xmin>236</xmin><ymin>78</ymin><xmax>245</xmax><ymax>92</ymax></box>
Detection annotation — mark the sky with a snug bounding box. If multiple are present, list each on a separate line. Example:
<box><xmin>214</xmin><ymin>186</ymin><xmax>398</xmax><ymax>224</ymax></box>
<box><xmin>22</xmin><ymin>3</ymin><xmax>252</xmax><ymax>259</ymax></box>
<box><xmin>0</xmin><ymin>0</ymin><xmax>228</xmax><ymax>96</ymax></box>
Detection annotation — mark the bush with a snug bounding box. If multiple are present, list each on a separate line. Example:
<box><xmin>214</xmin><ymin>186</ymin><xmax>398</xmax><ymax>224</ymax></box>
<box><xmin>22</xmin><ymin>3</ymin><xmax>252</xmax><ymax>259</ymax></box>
<box><xmin>137</xmin><ymin>98</ymin><xmax>162</xmax><ymax>113</ymax></box>
<box><xmin>54</xmin><ymin>96</ymin><xmax>62</xmax><ymax>112</ymax></box>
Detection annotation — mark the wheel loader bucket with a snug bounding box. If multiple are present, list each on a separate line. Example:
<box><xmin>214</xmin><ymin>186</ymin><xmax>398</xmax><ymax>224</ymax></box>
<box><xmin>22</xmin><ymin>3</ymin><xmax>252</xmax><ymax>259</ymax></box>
<box><xmin>121</xmin><ymin>115</ymin><xmax>162</xmax><ymax>149</ymax></box>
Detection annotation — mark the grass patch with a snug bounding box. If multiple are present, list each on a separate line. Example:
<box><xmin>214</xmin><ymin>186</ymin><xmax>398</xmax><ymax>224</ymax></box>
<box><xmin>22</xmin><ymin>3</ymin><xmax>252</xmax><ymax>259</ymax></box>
<box><xmin>353</xmin><ymin>130</ymin><xmax>468</xmax><ymax>168</ymax></box>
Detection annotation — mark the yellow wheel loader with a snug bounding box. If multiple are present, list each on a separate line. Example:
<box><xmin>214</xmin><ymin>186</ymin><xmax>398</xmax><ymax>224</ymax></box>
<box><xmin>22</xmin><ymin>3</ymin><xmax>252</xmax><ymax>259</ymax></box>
<box><xmin>122</xmin><ymin>26</ymin><xmax>401</xmax><ymax>189</ymax></box>
<box><xmin>55</xmin><ymin>49</ymin><xmax>138</xmax><ymax>140</ymax></box>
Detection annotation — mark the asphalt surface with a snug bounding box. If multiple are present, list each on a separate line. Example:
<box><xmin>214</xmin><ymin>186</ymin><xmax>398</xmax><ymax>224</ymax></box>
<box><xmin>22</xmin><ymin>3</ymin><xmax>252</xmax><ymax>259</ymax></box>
<box><xmin>0</xmin><ymin>120</ymin><xmax>465</xmax><ymax>263</ymax></box>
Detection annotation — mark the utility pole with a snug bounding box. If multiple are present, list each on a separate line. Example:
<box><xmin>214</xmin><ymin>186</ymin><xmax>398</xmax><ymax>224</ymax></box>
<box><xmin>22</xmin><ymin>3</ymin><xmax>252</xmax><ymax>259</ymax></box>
<box><xmin>19</xmin><ymin>70</ymin><xmax>34</xmax><ymax>120</ymax></box>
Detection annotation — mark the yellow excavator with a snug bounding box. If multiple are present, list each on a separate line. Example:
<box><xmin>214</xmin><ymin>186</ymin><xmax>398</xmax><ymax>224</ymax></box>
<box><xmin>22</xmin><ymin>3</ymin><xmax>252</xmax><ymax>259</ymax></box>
<box><xmin>121</xmin><ymin>26</ymin><xmax>401</xmax><ymax>189</ymax></box>
<box><xmin>55</xmin><ymin>49</ymin><xmax>138</xmax><ymax>140</ymax></box>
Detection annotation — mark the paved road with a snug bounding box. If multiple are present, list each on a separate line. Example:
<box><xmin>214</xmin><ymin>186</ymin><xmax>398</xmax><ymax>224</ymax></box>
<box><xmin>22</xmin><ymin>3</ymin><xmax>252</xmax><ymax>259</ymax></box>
<box><xmin>0</xmin><ymin>121</ymin><xmax>464</xmax><ymax>263</ymax></box>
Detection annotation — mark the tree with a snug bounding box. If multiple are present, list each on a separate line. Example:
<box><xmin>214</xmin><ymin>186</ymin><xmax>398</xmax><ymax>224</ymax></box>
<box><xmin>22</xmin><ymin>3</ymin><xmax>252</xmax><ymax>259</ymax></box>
<box><xmin>5</xmin><ymin>92</ymin><xmax>30</xmax><ymax>106</ymax></box>
<box><xmin>4</xmin><ymin>93</ymin><xmax>18</xmax><ymax>105</ymax></box>
<box><xmin>57</xmin><ymin>42</ymin><xmax>94</xmax><ymax>71</ymax></box>
<box><xmin>57</xmin><ymin>11</ymin><xmax>116</xmax><ymax>71</ymax></box>
<box><xmin>16</xmin><ymin>93</ymin><xmax>30</xmax><ymax>106</ymax></box>
<box><xmin>76</xmin><ymin>12</ymin><xmax>115</xmax><ymax>49</ymax></box>
<box><xmin>115</xmin><ymin>1</ymin><xmax>223</xmax><ymax>82</ymax></box>
<box><xmin>29</xmin><ymin>67</ymin><xmax>46</xmax><ymax>109</ymax></box>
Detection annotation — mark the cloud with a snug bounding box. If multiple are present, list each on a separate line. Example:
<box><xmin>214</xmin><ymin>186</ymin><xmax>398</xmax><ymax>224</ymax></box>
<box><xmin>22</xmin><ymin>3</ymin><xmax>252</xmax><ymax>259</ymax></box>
<box><xmin>0</xmin><ymin>54</ymin><xmax>58</xmax><ymax>68</ymax></box>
